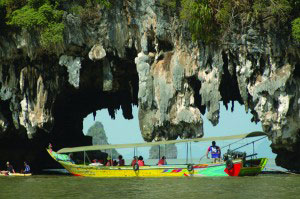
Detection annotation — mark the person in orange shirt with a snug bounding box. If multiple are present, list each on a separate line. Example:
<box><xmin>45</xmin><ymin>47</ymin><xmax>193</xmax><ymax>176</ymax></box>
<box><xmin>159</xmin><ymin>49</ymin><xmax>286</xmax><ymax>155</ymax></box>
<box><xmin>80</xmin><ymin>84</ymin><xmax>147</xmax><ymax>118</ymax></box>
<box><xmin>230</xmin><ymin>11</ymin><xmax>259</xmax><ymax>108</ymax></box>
<box><xmin>158</xmin><ymin>156</ymin><xmax>167</xmax><ymax>166</ymax></box>
<box><xmin>105</xmin><ymin>156</ymin><xmax>113</xmax><ymax>166</ymax></box>
<box><xmin>138</xmin><ymin>156</ymin><xmax>144</xmax><ymax>166</ymax></box>
<box><xmin>131</xmin><ymin>156</ymin><xmax>138</xmax><ymax>166</ymax></box>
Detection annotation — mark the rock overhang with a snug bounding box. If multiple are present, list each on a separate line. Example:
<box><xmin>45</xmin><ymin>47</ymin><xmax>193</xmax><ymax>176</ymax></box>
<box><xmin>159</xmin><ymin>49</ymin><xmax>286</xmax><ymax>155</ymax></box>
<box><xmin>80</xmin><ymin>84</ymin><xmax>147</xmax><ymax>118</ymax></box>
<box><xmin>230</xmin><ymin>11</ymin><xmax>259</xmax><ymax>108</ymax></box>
<box><xmin>0</xmin><ymin>0</ymin><xmax>299</xmax><ymax>171</ymax></box>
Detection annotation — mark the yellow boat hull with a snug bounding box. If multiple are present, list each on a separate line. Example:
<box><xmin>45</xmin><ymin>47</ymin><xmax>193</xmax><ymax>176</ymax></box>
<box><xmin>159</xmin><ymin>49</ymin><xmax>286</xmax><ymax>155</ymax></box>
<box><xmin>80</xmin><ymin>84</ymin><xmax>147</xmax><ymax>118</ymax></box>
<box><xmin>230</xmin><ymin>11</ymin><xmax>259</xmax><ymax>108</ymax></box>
<box><xmin>47</xmin><ymin>149</ymin><xmax>191</xmax><ymax>177</ymax></box>
<box><xmin>60</xmin><ymin>162</ymin><xmax>190</xmax><ymax>177</ymax></box>
<box><xmin>0</xmin><ymin>173</ymin><xmax>32</xmax><ymax>176</ymax></box>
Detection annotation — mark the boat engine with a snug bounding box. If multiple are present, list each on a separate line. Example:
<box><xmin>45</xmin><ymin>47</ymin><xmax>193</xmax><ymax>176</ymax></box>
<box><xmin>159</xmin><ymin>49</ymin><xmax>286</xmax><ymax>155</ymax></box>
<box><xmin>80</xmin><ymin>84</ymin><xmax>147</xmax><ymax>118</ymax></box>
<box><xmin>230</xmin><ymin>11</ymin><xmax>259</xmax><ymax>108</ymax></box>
<box><xmin>223</xmin><ymin>150</ymin><xmax>246</xmax><ymax>161</ymax></box>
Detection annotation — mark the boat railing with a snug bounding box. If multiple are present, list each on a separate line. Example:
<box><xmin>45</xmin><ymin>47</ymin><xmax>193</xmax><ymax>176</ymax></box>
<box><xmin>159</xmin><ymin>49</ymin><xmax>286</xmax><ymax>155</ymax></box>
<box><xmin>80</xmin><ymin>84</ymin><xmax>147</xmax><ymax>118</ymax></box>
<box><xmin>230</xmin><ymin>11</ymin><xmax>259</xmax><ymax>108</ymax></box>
<box><xmin>200</xmin><ymin>135</ymin><xmax>267</xmax><ymax>164</ymax></box>
<box><xmin>230</xmin><ymin>136</ymin><xmax>266</xmax><ymax>152</ymax></box>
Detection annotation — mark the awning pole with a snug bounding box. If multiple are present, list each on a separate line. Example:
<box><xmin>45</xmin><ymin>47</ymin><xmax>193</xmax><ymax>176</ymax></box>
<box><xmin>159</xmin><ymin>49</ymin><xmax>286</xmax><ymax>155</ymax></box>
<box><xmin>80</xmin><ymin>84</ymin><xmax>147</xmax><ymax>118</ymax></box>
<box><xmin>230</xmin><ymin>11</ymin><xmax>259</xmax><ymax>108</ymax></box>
<box><xmin>190</xmin><ymin>142</ymin><xmax>192</xmax><ymax>164</ymax></box>
<box><xmin>84</xmin><ymin>151</ymin><xmax>86</xmax><ymax>165</ymax></box>
<box><xmin>86</xmin><ymin>152</ymin><xmax>91</xmax><ymax>163</ymax></box>
<box><xmin>111</xmin><ymin>149</ymin><xmax>113</xmax><ymax>161</ymax></box>
<box><xmin>158</xmin><ymin>145</ymin><xmax>160</xmax><ymax>159</ymax></box>
<box><xmin>186</xmin><ymin>143</ymin><xmax>188</xmax><ymax>164</ymax></box>
<box><xmin>252</xmin><ymin>142</ymin><xmax>255</xmax><ymax>160</ymax></box>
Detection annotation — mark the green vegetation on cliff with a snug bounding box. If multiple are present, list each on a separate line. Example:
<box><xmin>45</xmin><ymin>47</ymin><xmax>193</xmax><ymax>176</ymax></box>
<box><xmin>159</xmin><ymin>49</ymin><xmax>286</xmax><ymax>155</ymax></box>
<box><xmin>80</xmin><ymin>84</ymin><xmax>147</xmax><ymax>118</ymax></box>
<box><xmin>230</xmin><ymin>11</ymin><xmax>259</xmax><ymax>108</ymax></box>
<box><xmin>292</xmin><ymin>17</ymin><xmax>300</xmax><ymax>42</ymax></box>
<box><xmin>161</xmin><ymin>0</ymin><xmax>300</xmax><ymax>43</ymax></box>
<box><xmin>0</xmin><ymin>0</ymin><xmax>111</xmax><ymax>50</ymax></box>
<box><xmin>0</xmin><ymin>0</ymin><xmax>299</xmax><ymax>48</ymax></box>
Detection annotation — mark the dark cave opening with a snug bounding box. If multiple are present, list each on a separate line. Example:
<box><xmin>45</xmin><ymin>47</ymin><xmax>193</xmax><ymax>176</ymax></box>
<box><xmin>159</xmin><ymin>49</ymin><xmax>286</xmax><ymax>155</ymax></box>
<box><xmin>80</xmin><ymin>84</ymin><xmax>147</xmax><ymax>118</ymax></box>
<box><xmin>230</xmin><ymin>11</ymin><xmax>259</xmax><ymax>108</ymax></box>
<box><xmin>187</xmin><ymin>76</ymin><xmax>206</xmax><ymax>115</ymax></box>
<box><xmin>157</xmin><ymin>38</ymin><xmax>174</xmax><ymax>52</ymax></box>
<box><xmin>34</xmin><ymin>51</ymin><xmax>139</xmax><ymax>169</ymax></box>
<box><xmin>50</xmin><ymin>50</ymin><xmax>139</xmax><ymax>147</ymax></box>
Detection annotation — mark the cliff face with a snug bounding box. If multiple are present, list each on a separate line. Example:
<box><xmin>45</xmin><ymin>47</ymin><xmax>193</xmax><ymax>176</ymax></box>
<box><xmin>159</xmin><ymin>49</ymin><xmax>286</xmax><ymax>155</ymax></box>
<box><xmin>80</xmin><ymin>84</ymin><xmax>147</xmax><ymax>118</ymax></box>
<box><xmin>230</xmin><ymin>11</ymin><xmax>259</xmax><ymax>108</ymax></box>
<box><xmin>86</xmin><ymin>121</ymin><xmax>119</xmax><ymax>158</ymax></box>
<box><xmin>0</xmin><ymin>1</ymin><xmax>299</xmax><ymax>171</ymax></box>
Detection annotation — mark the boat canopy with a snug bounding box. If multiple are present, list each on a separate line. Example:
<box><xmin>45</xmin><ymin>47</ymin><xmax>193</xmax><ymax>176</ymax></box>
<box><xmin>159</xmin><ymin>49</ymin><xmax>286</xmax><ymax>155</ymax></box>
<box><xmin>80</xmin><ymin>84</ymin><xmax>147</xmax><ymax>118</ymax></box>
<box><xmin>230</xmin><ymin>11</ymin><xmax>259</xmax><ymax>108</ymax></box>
<box><xmin>57</xmin><ymin>131</ymin><xmax>267</xmax><ymax>154</ymax></box>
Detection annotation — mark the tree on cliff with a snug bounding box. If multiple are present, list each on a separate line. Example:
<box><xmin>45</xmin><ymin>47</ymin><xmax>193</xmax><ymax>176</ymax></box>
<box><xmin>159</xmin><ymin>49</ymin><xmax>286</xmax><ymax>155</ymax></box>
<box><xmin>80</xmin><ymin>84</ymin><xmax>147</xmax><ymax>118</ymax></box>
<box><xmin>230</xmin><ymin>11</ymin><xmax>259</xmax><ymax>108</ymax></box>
<box><xmin>160</xmin><ymin>0</ymin><xmax>300</xmax><ymax>43</ymax></box>
<box><xmin>86</xmin><ymin>121</ymin><xmax>119</xmax><ymax>159</ymax></box>
<box><xmin>149</xmin><ymin>144</ymin><xmax>178</xmax><ymax>159</ymax></box>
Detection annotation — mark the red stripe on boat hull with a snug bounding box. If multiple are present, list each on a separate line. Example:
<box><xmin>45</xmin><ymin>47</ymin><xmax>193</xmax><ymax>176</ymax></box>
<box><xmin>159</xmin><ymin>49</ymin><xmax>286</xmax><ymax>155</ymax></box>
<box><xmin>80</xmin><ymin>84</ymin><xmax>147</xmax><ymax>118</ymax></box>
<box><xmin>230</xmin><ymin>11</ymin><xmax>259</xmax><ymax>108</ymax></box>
<box><xmin>71</xmin><ymin>172</ymin><xmax>82</xmax><ymax>177</ymax></box>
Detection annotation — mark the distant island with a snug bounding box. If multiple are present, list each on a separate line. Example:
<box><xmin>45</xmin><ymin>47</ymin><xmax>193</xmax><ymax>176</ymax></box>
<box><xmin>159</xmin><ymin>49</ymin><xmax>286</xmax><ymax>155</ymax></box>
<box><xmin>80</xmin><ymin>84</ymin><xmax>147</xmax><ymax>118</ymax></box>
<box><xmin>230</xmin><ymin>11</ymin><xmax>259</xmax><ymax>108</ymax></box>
<box><xmin>86</xmin><ymin>121</ymin><xmax>119</xmax><ymax>159</ymax></box>
<box><xmin>149</xmin><ymin>144</ymin><xmax>177</xmax><ymax>159</ymax></box>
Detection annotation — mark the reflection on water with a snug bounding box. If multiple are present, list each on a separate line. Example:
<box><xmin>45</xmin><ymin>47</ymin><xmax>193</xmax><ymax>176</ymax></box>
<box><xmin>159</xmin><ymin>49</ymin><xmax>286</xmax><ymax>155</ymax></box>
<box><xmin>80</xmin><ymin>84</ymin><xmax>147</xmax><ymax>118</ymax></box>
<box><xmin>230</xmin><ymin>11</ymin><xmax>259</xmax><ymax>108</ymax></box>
<box><xmin>1</xmin><ymin>174</ymin><xmax>299</xmax><ymax>199</ymax></box>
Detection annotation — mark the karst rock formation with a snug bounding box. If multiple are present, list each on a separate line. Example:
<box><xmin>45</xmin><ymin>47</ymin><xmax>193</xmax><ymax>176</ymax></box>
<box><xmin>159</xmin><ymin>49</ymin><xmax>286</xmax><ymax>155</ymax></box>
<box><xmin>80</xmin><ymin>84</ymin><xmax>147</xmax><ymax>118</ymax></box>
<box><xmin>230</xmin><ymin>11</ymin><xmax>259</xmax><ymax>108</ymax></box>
<box><xmin>0</xmin><ymin>1</ymin><xmax>299</xmax><ymax>171</ymax></box>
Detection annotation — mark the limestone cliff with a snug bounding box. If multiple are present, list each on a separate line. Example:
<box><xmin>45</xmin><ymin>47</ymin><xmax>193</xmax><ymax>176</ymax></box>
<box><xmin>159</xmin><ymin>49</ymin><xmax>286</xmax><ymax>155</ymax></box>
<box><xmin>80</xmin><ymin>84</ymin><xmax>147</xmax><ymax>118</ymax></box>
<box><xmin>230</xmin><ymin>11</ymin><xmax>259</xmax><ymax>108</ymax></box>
<box><xmin>86</xmin><ymin>121</ymin><xmax>119</xmax><ymax>159</ymax></box>
<box><xmin>0</xmin><ymin>1</ymin><xmax>299</xmax><ymax>171</ymax></box>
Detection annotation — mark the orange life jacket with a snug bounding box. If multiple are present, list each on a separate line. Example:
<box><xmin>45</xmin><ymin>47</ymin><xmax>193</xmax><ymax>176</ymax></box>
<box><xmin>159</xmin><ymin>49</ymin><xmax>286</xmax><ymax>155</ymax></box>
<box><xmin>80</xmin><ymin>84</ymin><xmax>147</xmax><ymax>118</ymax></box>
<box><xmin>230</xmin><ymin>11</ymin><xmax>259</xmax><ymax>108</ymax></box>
<box><xmin>158</xmin><ymin>159</ymin><xmax>165</xmax><ymax>166</ymax></box>
<box><xmin>131</xmin><ymin>159</ymin><xmax>137</xmax><ymax>166</ymax></box>
<box><xmin>106</xmin><ymin>160</ymin><xmax>113</xmax><ymax>166</ymax></box>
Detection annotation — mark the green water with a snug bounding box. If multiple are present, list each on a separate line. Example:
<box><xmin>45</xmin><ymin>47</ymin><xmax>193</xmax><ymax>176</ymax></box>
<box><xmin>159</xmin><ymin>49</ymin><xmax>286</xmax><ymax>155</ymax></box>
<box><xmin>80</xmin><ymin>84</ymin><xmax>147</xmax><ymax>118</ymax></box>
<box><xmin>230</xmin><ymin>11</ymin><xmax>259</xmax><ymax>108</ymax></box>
<box><xmin>1</xmin><ymin>174</ymin><xmax>299</xmax><ymax>199</ymax></box>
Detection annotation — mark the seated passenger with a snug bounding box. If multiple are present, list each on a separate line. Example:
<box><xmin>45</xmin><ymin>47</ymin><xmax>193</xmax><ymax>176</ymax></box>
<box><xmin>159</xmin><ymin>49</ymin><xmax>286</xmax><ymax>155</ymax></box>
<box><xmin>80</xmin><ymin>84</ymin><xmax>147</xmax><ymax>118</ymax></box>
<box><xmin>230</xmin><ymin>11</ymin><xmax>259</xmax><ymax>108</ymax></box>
<box><xmin>99</xmin><ymin>159</ymin><xmax>104</xmax><ymax>164</ymax></box>
<box><xmin>48</xmin><ymin>143</ymin><xmax>53</xmax><ymax>153</ymax></box>
<box><xmin>0</xmin><ymin>165</ymin><xmax>8</xmax><ymax>175</ymax></box>
<box><xmin>24</xmin><ymin>162</ymin><xmax>31</xmax><ymax>174</ymax></box>
<box><xmin>158</xmin><ymin>156</ymin><xmax>167</xmax><ymax>166</ymax></box>
<box><xmin>138</xmin><ymin>156</ymin><xmax>144</xmax><ymax>166</ymax></box>
<box><xmin>131</xmin><ymin>156</ymin><xmax>138</xmax><ymax>166</ymax></box>
<box><xmin>89</xmin><ymin>159</ymin><xmax>103</xmax><ymax>166</ymax></box>
<box><xmin>113</xmin><ymin>160</ymin><xmax>118</xmax><ymax>166</ymax></box>
<box><xmin>118</xmin><ymin>155</ymin><xmax>125</xmax><ymax>166</ymax></box>
<box><xmin>68</xmin><ymin>153</ymin><xmax>75</xmax><ymax>164</ymax></box>
<box><xmin>6</xmin><ymin>162</ymin><xmax>15</xmax><ymax>174</ymax></box>
<box><xmin>105</xmin><ymin>156</ymin><xmax>113</xmax><ymax>166</ymax></box>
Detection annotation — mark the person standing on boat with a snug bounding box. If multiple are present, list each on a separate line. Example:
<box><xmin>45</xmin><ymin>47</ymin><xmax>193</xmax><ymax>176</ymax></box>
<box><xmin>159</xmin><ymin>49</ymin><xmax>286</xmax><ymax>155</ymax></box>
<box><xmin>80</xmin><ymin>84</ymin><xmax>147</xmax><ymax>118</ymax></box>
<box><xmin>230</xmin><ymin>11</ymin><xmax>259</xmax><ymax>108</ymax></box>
<box><xmin>206</xmin><ymin>141</ymin><xmax>221</xmax><ymax>163</ymax></box>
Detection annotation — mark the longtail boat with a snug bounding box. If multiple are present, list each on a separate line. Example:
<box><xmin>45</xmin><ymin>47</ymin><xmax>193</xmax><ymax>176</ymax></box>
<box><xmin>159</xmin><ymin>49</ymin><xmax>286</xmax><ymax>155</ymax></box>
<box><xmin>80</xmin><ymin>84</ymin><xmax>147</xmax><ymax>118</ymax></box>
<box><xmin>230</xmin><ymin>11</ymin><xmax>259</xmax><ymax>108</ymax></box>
<box><xmin>48</xmin><ymin>131</ymin><xmax>268</xmax><ymax>177</ymax></box>
<box><xmin>0</xmin><ymin>173</ymin><xmax>32</xmax><ymax>176</ymax></box>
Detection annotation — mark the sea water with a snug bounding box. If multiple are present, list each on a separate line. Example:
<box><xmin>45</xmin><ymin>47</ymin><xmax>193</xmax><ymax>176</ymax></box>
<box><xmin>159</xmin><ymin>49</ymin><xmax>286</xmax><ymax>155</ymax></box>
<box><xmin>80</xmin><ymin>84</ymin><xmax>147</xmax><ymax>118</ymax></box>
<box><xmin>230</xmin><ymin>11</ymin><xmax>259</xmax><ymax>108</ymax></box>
<box><xmin>0</xmin><ymin>159</ymin><xmax>298</xmax><ymax>199</ymax></box>
<box><xmin>1</xmin><ymin>174</ymin><xmax>299</xmax><ymax>199</ymax></box>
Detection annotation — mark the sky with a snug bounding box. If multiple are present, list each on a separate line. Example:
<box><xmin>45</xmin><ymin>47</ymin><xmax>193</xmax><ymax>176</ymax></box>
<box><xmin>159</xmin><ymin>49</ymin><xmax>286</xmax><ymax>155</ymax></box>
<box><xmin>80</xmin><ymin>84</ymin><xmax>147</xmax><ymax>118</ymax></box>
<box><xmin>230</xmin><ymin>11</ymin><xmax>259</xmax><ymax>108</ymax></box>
<box><xmin>83</xmin><ymin>102</ymin><xmax>275</xmax><ymax>160</ymax></box>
